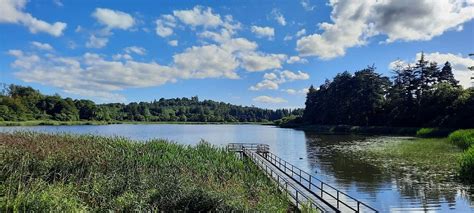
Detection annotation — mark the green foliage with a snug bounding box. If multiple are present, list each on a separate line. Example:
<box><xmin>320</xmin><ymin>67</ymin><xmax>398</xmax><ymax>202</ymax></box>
<box><xmin>448</xmin><ymin>129</ymin><xmax>474</xmax><ymax>150</ymax></box>
<box><xmin>0</xmin><ymin>132</ymin><xmax>289</xmax><ymax>211</ymax></box>
<box><xmin>0</xmin><ymin>85</ymin><xmax>296</xmax><ymax>123</ymax></box>
<box><xmin>303</xmin><ymin>56</ymin><xmax>474</xmax><ymax>129</ymax></box>
<box><xmin>459</xmin><ymin>146</ymin><xmax>474</xmax><ymax>183</ymax></box>
<box><xmin>416</xmin><ymin>128</ymin><xmax>454</xmax><ymax>138</ymax></box>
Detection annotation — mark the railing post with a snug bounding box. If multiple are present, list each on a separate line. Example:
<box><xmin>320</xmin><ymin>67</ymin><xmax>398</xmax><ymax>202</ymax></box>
<box><xmin>337</xmin><ymin>191</ymin><xmax>339</xmax><ymax>209</ymax></box>
<box><xmin>358</xmin><ymin>202</ymin><xmax>360</xmax><ymax>212</ymax></box>
<box><xmin>296</xmin><ymin>191</ymin><xmax>299</xmax><ymax>208</ymax></box>
<box><xmin>321</xmin><ymin>182</ymin><xmax>323</xmax><ymax>197</ymax></box>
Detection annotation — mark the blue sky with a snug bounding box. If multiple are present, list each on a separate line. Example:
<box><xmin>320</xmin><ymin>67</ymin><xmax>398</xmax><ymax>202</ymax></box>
<box><xmin>1</xmin><ymin>0</ymin><xmax>473</xmax><ymax>108</ymax></box>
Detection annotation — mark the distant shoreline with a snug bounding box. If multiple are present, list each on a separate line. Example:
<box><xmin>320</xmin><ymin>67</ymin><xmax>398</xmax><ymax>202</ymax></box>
<box><xmin>0</xmin><ymin>120</ymin><xmax>274</xmax><ymax>127</ymax></box>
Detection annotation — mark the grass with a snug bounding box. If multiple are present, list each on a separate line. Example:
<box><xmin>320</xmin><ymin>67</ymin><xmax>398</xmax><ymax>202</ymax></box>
<box><xmin>459</xmin><ymin>146</ymin><xmax>474</xmax><ymax>183</ymax></box>
<box><xmin>448</xmin><ymin>129</ymin><xmax>474</xmax><ymax>150</ymax></box>
<box><xmin>0</xmin><ymin>120</ymin><xmax>273</xmax><ymax>126</ymax></box>
<box><xmin>0</xmin><ymin>132</ymin><xmax>291</xmax><ymax>211</ymax></box>
<box><xmin>415</xmin><ymin>128</ymin><xmax>454</xmax><ymax>138</ymax></box>
<box><xmin>356</xmin><ymin>137</ymin><xmax>463</xmax><ymax>181</ymax></box>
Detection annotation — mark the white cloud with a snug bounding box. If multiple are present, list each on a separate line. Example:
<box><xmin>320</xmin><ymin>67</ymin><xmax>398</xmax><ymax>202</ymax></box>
<box><xmin>92</xmin><ymin>8</ymin><xmax>135</xmax><ymax>30</ymax></box>
<box><xmin>283</xmin><ymin>35</ymin><xmax>293</xmax><ymax>41</ymax></box>
<box><xmin>251</xmin><ymin>26</ymin><xmax>275</xmax><ymax>39</ymax></box>
<box><xmin>173</xmin><ymin>6</ymin><xmax>222</xmax><ymax>28</ymax></box>
<box><xmin>253</xmin><ymin>96</ymin><xmax>287</xmax><ymax>103</ymax></box>
<box><xmin>283</xmin><ymin>88</ymin><xmax>309</xmax><ymax>95</ymax></box>
<box><xmin>31</xmin><ymin>41</ymin><xmax>53</xmax><ymax>51</ymax></box>
<box><xmin>168</xmin><ymin>40</ymin><xmax>178</xmax><ymax>46</ymax></box>
<box><xmin>173</xmin><ymin>45</ymin><xmax>240</xmax><ymax>79</ymax></box>
<box><xmin>296</xmin><ymin>29</ymin><xmax>306</xmax><ymax>37</ymax></box>
<box><xmin>287</xmin><ymin>56</ymin><xmax>308</xmax><ymax>64</ymax></box>
<box><xmin>86</xmin><ymin>35</ymin><xmax>108</xmax><ymax>48</ymax></box>
<box><xmin>249</xmin><ymin>79</ymin><xmax>279</xmax><ymax>91</ymax></box>
<box><xmin>300</xmin><ymin>0</ymin><xmax>316</xmax><ymax>11</ymax></box>
<box><xmin>390</xmin><ymin>52</ymin><xmax>474</xmax><ymax>88</ymax></box>
<box><xmin>297</xmin><ymin>0</ymin><xmax>474</xmax><ymax>59</ymax></box>
<box><xmin>155</xmin><ymin>15</ymin><xmax>176</xmax><ymax>37</ymax></box>
<box><xmin>240</xmin><ymin>52</ymin><xmax>286</xmax><ymax>72</ymax></box>
<box><xmin>124</xmin><ymin>46</ymin><xmax>146</xmax><ymax>55</ymax></box>
<box><xmin>0</xmin><ymin>0</ymin><xmax>67</xmax><ymax>36</ymax></box>
<box><xmin>271</xmin><ymin>9</ymin><xmax>286</xmax><ymax>26</ymax></box>
<box><xmin>112</xmin><ymin>53</ymin><xmax>132</xmax><ymax>61</ymax></box>
<box><xmin>249</xmin><ymin>70</ymin><xmax>310</xmax><ymax>91</ymax></box>
<box><xmin>53</xmin><ymin>0</ymin><xmax>63</xmax><ymax>7</ymax></box>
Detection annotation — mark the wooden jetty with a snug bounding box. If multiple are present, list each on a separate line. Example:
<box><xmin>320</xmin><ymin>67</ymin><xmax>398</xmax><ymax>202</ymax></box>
<box><xmin>227</xmin><ymin>143</ymin><xmax>378</xmax><ymax>213</ymax></box>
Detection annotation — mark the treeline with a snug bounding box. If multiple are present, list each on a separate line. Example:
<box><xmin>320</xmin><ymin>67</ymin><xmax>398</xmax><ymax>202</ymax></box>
<box><xmin>0</xmin><ymin>85</ymin><xmax>302</xmax><ymax>122</ymax></box>
<box><xmin>303</xmin><ymin>54</ymin><xmax>474</xmax><ymax>128</ymax></box>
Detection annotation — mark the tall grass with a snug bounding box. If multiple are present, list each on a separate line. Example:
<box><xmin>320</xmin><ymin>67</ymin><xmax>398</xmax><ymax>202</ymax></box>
<box><xmin>448</xmin><ymin>129</ymin><xmax>474</xmax><ymax>182</ymax></box>
<box><xmin>415</xmin><ymin>128</ymin><xmax>454</xmax><ymax>138</ymax></box>
<box><xmin>459</xmin><ymin>146</ymin><xmax>474</xmax><ymax>183</ymax></box>
<box><xmin>448</xmin><ymin>129</ymin><xmax>474</xmax><ymax>150</ymax></box>
<box><xmin>0</xmin><ymin>132</ymin><xmax>290</xmax><ymax>211</ymax></box>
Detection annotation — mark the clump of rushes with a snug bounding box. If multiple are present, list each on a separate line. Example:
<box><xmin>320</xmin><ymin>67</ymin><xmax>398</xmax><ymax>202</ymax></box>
<box><xmin>0</xmin><ymin>132</ymin><xmax>290</xmax><ymax>211</ymax></box>
<box><xmin>449</xmin><ymin>129</ymin><xmax>474</xmax><ymax>183</ymax></box>
<box><xmin>459</xmin><ymin>146</ymin><xmax>474</xmax><ymax>183</ymax></box>
<box><xmin>448</xmin><ymin>129</ymin><xmax>474</xmax><ymax>150</ymax></box>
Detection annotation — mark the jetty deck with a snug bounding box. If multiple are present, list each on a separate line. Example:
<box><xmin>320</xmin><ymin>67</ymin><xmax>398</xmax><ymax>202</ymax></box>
<box><xmin>227</xmin><ymin>143</ymin><xmax>377</xmax><ymax>213</ymax></box>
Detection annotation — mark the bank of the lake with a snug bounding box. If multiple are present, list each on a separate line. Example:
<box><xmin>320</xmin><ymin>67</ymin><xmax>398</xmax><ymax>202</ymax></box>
<box><xmin>0</xmin><ymin>120</ymin><xmax>273</xmax><ymax>127</ymax></box>
<box><xmin>0</xmin><ymin>132</ymin><xmax>291</xmax><ymax>211</ymax></box>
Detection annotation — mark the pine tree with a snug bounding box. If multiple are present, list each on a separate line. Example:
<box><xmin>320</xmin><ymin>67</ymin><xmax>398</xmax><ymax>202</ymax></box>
<box><xmin>438</xmin><ymin>62</ymin><xmax>459</xmax><ymax>87</ymax></box>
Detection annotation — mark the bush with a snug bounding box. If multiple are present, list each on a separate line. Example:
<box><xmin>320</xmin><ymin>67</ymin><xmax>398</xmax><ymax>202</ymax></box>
<box><xmin>416</xmin><ymin>128</ymin><xmax>454</xmax><ymax>138</ymax></box>
<box><xmin>459</xmin><ymin>146</ymin><xmax>474</xmax><ymax>183</ymax></box>
<box><xmin>448</xmin><ymin>129</ymin><xmax>474</xmax><ymax>150</ymax></box>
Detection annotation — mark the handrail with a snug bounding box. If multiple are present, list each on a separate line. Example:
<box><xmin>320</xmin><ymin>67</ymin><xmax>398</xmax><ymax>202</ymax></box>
<box><xmin>263</xmin><ymin>152</ymin><xmax>378</xmax><ymax>213</ymax></box>
<box><xmin>242</xmin><ymin>148</ymin><xmax>329</xmax><ymax>212</ymax></box>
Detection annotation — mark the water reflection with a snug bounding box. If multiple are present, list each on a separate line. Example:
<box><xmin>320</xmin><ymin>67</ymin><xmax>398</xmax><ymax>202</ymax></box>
<box><xmin>0</xmin><ymin>124</ymin><xmax>472</xmax><ymax>212</ymax></box>
<box><xmin>302</xmin><ymin>131</ymin><xmax>473</xmax><ymax>212</ymax></box>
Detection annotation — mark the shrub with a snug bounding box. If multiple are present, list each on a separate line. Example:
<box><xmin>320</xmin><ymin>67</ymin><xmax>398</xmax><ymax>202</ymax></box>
<box><xmin>416</xmin><ymin>128</ymin><xmax>454</xmax><ymax>138</ymax></box>
<box><xmin>459</xmin><ymin>146</ymin><xmax>474</xmax><ymax>183</ymax></box>
<box><xmin>448</xmin><ymin>129</ymin><xmax>474</xmax><ymax>150</ymax></box>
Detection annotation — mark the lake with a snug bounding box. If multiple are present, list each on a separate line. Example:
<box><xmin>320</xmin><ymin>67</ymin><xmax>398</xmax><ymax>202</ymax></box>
<box><xmin>1</xmin><ymin>124</ymin><xmax>472</xmax><ymax>212</ymax></box>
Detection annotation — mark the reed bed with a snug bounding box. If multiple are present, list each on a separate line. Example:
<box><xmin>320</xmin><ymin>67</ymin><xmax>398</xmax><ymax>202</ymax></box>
<box><xmin>0</xmin><ymin>132</ymin><xmax>290</xmax><ymax>211</ymax></box>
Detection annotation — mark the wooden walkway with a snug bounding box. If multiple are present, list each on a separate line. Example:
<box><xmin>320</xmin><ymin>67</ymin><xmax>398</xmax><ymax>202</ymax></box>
<box><xmin>227</xmin><ymin>143</ymin><xmax>378</xmax><ymax>213</ymax></box>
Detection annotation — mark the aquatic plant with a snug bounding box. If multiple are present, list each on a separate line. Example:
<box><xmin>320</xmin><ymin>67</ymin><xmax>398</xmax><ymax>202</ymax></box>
<box><xmin>415</xmin><ymin>128</ymin><xmax>454</xmax><ymax>138</ymax></box>
<box><xmin>448</xmin><ymin>129</ymin><xmax>474</xmax><ymax>150</ymax></box>
<box><xmin>0</xmin><ymin>132</ymin><xmax>289</xmax><ymax>211</ymax></box>
<box><xmin>459</xmin><ymin>146</ymin><xmax>474</xmax><ymax>183</ymax></box>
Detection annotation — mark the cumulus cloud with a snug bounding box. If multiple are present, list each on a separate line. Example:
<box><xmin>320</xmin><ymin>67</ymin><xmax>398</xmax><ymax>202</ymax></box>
<box><xmin>155</xmin><ymin>15</ymin><xmax>176</xmax><ymax>37</ymax></box>
<box><xmin>296</xmin><ymin>29</ymin><xmax>306</xmax><ymax>37</ymax></box>
<box><xmin>112</xmin><ymin>53</ymin><xmax>132</xmax><ymax>61</ymax></box>
<box><xmin>173</xmin><ymin>6</ymin><xmax>222</xmax><ymax>28</ymax></box>
<box><xmin>297</xmin><ymin>0</ymin><xmax>474</xmax><ymax>59</ymax></box>
<box><xmin>0</xmin><ymin>0</ymin><xmax>67</xmax><ymax>36</ymax></box>
<box><xmin>173</xmin><ymin>45</ymin><xmax>240</xmax><ymax>79</ymax></box>
<box><xmin>251</xmin><ymin>26</ymin><xmax>275</xmax><ymax>39</ymax></box>
<box><xmin>390</xmin><ymin>52</ymin><xmax>474</xmax><ymax>88</ymax></box>
<box><xmin>271</xmin><ymin>9</ymin><xmax>286</xmax><ymax>26</ymax></box>
<box><xmin>124</xmin><ymin>46</ymin><xmax>146</xmax><ymax>55</ymax></box>
<box><xmin>168</xmin><ymin>40</ymin><xmax>178</xmax><ymax>46</ymax></box>
<box><xmin>86</xmin><ymin>35</ymin><xmax>108</xmax><ymax>48</ymax></box>
<box><xmin>249</xmin><ymin>70</ymin><xmax>310</xmax><ymax>90</ymax></box>
<box><xmin>253</xmin><ymin>96</ymin><xmax>287</xmax><ymax>103</ymax></box>
<box><xmin>240</xmin><ymin>52</ymin><xmax>286</xmax><ymax>72</ymax></box>
<box><xmin>283</xmin><ymin>88</ymin><xmax>309</xmax><ymax>95</ymax></box>
<box><xmin>92</xmin><ymin>8</ymin><xmax>135</xmax><ymax>30</ymax></box>
<box><xmin>287</xmin><ymin>56</ymin><xmax>308</xmax><ymax>64</ymax></box>
<box><xmin>31</xmin><ymin>41</ymin><xmax>53</xmax><ymax>51</ymax></box>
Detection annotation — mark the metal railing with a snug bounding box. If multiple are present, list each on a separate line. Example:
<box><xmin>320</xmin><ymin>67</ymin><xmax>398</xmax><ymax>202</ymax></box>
<box><xmin>263</xmin><ymin>152</ymin><xmax>378</xmax><ymax>213</ymax></box>
<box><xmin>242</xmin><ymin>148</ymin><xmax>332</xmax><ymax>212</ymax></box>
<box><xmin>227</xmin><ymin>143</ymin><xmax>269</xmax><ymax>153</ymax></box>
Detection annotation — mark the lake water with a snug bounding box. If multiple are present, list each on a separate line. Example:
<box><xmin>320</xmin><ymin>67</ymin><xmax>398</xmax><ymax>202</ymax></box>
<box><xmin>1</xmin><ymin>124</ymin><xmax>473</xmax><ymax>212</ymax></box>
